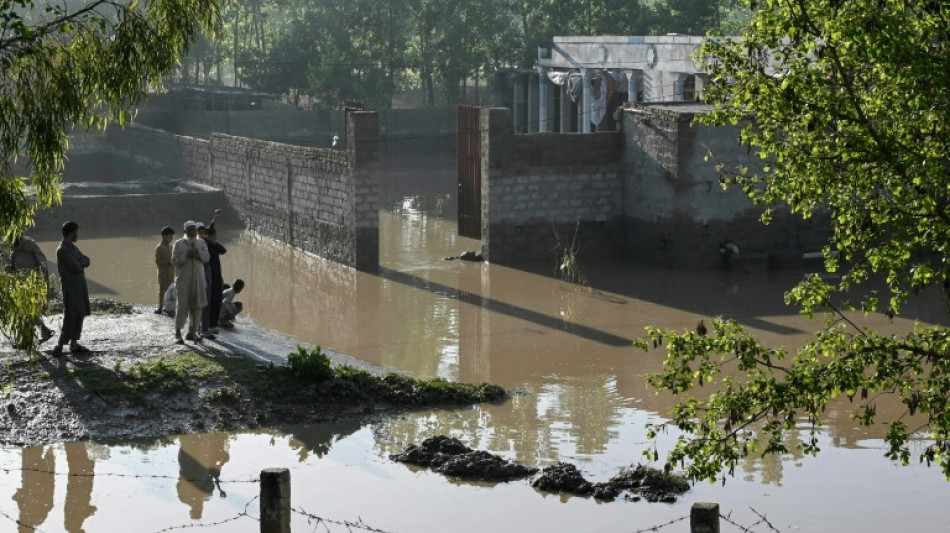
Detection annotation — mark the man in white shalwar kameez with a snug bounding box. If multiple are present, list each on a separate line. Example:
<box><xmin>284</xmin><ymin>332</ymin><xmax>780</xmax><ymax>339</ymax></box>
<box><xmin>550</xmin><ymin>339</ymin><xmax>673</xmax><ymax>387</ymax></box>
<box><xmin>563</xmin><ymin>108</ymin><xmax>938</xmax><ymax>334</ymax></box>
<box><xmin>172</xmin><ymin>221</ymin><xmax>210</xmax><ymax>343</ymax></box>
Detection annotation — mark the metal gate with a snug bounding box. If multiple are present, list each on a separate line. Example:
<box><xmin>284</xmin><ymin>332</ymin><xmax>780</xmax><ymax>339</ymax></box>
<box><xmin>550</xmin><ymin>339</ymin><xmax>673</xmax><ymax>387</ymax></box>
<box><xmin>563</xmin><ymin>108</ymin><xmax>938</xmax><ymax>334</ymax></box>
<box><xmin>457</xmin><ymin>104</ymin><xmax>482</xmax><ymax>239</ymax></box>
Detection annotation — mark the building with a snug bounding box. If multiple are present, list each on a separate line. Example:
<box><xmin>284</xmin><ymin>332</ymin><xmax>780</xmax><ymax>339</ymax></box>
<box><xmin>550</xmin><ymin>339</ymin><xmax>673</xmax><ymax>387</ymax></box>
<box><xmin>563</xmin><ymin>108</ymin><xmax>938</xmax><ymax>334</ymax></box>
<box><xmin>495</xmin><ymin>35</ymin><xmax>711</xmax><ymax>134</ymax></box>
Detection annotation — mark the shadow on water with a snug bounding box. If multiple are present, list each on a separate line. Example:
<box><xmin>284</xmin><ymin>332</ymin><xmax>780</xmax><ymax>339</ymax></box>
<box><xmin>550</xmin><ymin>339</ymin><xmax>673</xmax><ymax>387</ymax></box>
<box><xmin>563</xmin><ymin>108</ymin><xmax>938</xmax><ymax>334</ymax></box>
<box><xmin>377</xmin><ymin>266</ymin><xmax>632</xmax><ymax>346</ymax></box>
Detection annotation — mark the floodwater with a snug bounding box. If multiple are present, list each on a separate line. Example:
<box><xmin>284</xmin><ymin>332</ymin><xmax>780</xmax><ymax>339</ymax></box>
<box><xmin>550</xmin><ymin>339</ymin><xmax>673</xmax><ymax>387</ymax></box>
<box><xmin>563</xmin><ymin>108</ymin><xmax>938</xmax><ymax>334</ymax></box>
<box><xmin>7</xmin><ymin>194</ymin><xmax>950</xmax><ymax>532</ymax></box>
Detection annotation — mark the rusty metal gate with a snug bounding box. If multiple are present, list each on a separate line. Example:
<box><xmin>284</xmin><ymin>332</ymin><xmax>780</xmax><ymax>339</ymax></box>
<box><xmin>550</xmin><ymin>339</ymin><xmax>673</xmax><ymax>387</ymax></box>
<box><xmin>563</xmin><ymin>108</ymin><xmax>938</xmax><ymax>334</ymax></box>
<box><xmin>457</xmin><ymin>104</ymin><xmax>482</xmax><ymax>239</ymax></box>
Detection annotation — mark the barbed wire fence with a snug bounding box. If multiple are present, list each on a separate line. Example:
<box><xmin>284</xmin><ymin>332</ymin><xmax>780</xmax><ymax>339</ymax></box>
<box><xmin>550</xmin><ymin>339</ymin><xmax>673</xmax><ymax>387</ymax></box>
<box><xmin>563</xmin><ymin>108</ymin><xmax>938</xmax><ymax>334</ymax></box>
<box><xmin>0</xmin><ymin>466</ymin><xmax>783</xmax><ymax>533</ymax></box>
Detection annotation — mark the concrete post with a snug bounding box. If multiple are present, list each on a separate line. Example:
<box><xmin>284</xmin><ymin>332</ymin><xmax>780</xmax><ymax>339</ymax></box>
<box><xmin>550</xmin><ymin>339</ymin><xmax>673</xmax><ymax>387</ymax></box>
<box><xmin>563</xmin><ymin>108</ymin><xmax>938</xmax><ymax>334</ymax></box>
<box><xmin>626</xmin><ymin>70</ymin><xmax>638</xmax><ymax>103</ymax></box>
<box><xmin>537</xmin><ymin>68</ymin><xmax>549</xmax><ymax>133</ymax></box>
<box><xmin>347</xmin><ymin>111</ymin><xmax>380</xmax><ymax>272</ymax></box>
<box><xmin>480</xmin><ymin>107</ymin><xmax>514</xmax><ymax>262</ymax></box>
<box><xmin>527</xmin><ymin>72</ymin><xmax>539</xmax><ymax>133</ymax></box>
<box><xmin>511</xmin><ymin>73</ymin><xmax>526</xmax><ymax>134</ymax></box>
<box><xmin>260</xmin><ymin>468</ymin><xmax>291</xmax><ymax>533</ymax></box>
<box><xmin>559</xmin><ymin>82</ymin><xmax>572</xmax><ymax>133</ymax></box>
<box><xmin>673</xmin><ymin>73</ymin><xmax>688</xmax><ymax>101</ymax></box>
<box><xmin>690</xmin><ymin>502</ymin><xmax>720</xmax><ymax>533</ymax></box>
<box><xmin>581</xmin><ymin>69</ymin><xmax>591</xmax><ymax>133</ymax></box>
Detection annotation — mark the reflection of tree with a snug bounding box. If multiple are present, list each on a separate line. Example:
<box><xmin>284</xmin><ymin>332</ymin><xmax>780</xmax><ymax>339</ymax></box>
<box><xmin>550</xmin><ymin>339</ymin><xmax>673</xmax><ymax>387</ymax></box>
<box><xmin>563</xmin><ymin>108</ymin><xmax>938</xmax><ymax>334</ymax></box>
<box><xmin>377</xmin><ymin>375</ymin><xmax>625</xmax><ymax>466</ymax></box>
<box><xmin>64</xmin><ymin>442</ymin><xmax>97</xmax><ymax>533</ymax></box>
<box><xmin>176</xmin><ymin>434</ymin><xmax>231</xmax><ymax>520</ymax></box>
<box><xmin>285</xmin><ymin>421</ymin><xmax>363</xmax><ymax>462</ymax></box>
<box><xmin>13</xmin><ymin>446</ymin><xmax>55</xmax><ymax>533</ymax></box>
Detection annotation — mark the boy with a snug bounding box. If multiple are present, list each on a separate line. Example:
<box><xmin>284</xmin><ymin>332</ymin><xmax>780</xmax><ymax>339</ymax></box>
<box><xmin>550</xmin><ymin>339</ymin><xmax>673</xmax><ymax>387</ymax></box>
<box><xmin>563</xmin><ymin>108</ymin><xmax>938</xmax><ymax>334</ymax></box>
<box><xmin>218</xmin><ymin>279</ymin><xmax>244</xmax><ymax>328</ymax></box>
<box><xmin>155</xmin><ymin>226</ymin><xmax>175</xmax><ymax>314</ymax></box>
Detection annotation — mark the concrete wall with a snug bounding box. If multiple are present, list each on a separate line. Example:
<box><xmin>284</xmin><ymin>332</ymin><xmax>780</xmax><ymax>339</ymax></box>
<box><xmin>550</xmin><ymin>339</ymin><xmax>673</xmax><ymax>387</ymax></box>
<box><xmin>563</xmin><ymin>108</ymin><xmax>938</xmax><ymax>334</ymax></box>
<box><xmin>480</xmin><ymin>107</ymin><xmax>625</xmax><ymax>265</ymax></box>
<box><xmin>33</xmin><ymin>184</ymin><xmax>233</xmax><ymax>233</ymax></box>
<box><xmin>63</xmin><ymin>114</ymin><xmax>380</xmax><ymax>271</ymax></box>
<box><xmin>622</xmin><ymin>105</ymin><xmax>829</xmax><ymax>269</ymax></box>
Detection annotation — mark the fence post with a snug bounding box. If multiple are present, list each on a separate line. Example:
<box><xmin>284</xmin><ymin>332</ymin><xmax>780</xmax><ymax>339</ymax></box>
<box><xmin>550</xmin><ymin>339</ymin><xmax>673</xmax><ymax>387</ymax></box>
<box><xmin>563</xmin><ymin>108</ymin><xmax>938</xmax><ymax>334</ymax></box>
<box><xmin>690</xmin><ymin>502</ymin><xmax>719</xmax><ymax>533</ymax></box>
<box><xmin>260</xmin><ymin>468</ymin><xmax>291</xmax><ymax>533</ymax></box>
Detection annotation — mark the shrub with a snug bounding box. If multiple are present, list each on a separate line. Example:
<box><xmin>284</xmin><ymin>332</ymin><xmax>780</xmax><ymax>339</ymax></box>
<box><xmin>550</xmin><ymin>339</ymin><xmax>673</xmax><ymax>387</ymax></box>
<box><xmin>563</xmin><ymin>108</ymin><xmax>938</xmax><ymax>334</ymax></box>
<box><xmin>288</xmin><ymin>345</ymin><xmax>333</xmax><ymax>382</ymax></box>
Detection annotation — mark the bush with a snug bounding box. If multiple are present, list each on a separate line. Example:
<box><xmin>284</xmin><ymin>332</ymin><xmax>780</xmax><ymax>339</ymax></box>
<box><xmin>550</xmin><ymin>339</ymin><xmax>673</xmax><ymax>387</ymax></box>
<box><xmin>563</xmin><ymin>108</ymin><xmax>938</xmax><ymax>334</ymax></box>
<box><xmin>288</xmin><ymin>345</ymin><xmax>333</xmax><ymax>382</ymax></box>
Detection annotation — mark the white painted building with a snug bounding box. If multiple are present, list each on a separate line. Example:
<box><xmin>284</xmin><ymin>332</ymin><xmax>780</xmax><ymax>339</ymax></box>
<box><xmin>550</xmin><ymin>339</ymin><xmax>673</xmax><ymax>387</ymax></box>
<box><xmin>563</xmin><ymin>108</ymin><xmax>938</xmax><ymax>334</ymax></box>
<box><xmin>498</xmin><ymin>35</ymin><xmax>712</xmax><ymax>134</ymax></box>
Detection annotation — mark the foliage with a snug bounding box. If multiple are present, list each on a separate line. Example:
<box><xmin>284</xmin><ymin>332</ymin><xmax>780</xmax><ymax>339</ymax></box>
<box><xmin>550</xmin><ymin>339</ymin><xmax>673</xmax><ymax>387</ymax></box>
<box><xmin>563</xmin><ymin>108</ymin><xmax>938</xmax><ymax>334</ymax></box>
<box><xmin>226</xmin><ymin>0</ymin><xmax>743</xmax><ymax>106</ymax></box>
<box><xmin>127</xmin><ymin>358</ymin><xmax>190</xmax><ymax>392</ymax></box>
<box><xmin>278</xmin><ymin>345</ymin><xmax>506</xmax><ymax>406</ymax></box>
<box><xmin>288</xmin><ymin>344</ymin><xmax>333</xmax><ymax>382</ymax></box>
<box><xmin>640</xmin><ymin>0</ymin><xmax>950</xmax><ymax>482</ymax></box>
<box><xmin>0</xmin><ymin>0</ymin><xmax>222</xmax><ymax>353</ymax></box>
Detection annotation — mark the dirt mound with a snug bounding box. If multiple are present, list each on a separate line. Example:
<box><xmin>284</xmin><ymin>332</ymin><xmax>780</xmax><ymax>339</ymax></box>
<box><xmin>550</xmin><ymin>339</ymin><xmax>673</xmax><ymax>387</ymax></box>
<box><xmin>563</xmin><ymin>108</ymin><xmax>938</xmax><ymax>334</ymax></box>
<box><xmin>392</xmin><ymin>436</ymin><xmax>691</xmax><ymax>503</ymax></box>
<box><xmin>390</xmin><ymin>435</ymin><xmax>538</xmax><ymax>482</ymax></box>
<box><xmin>532</xmin><ymin>462</ymin><xmax>689</xmax><ymax>502</ymax></box>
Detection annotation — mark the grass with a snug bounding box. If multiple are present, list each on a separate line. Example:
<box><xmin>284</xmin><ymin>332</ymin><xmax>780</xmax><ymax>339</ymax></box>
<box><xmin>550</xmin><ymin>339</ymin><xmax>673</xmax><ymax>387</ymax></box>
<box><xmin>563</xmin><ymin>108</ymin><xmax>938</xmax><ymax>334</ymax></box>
<box><xmin>64</xmin><ymin>346</ymin><xmax>506</xmax><ymax>413</ymax></box>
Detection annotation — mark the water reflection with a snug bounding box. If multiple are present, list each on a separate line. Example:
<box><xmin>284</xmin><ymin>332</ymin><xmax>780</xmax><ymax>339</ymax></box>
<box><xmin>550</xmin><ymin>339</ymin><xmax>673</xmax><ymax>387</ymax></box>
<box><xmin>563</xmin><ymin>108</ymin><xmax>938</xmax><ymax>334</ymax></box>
<box><xmin>64</xmin><ymin>444</ymin><xmax>96</xmax><ymax>532</ymax></box>
<box><xmin>13</xmin><ymin>446</ymin><xmax>55</xmax><ymax>532</ymax></box>
<box><xmin>176</xmin><ymin>434</ymin><xmax>231</xmax><ymax>519</ymax></box>
<box><xmin>11</xmin><ymin>443</ymin><xmax>98</xmax><ymax>533</ymax></box>
<box><xmin>15</xmin><ymin>189</ymin><xmax>950</xmax><ymax>531</ymax></box>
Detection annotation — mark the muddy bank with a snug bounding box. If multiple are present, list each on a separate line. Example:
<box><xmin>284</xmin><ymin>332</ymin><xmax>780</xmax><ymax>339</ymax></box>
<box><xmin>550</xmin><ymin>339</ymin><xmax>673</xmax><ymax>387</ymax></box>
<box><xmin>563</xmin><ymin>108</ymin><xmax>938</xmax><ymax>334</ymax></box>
<box><xmin>391</xmin><ymin>436</ymin><xmax>690</xmax><ymax>503</ymax></box>
<box><xmin>0</xmin><ymin>305</ymin><xmax>503</xmax><ymax>447</ymax></box>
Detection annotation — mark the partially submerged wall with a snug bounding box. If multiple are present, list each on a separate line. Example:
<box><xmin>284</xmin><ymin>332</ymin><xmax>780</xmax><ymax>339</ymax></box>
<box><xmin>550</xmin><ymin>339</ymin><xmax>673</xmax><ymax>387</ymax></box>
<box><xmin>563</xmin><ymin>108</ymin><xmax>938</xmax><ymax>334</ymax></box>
<box><xmin>622</xmin><ymin>105</ymin><xmax>829</xmax><ymax>269</ymax></box>
<box><xmin>63</xmin><ymin>113</ymin><xmax>380</xmax><ymax>271</ymax></box>
<box><xmin>480</xmin><ymin>107</ymin><xmax>625</xmax><ymax>265</ymax></box>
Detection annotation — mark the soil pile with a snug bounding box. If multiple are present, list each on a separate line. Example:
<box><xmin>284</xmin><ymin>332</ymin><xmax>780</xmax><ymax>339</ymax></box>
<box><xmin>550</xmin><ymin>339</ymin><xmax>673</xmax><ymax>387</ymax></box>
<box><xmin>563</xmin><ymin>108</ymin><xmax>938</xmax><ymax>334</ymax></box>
<box><xmin>390</xmin><ymin>435</ymin><xmax>538</xmax><ymax>481</ymax></box>
<box><xmin>393</xmin><ymin>435</ymin><xmax>691</xmax><ymax>503</ymax></box>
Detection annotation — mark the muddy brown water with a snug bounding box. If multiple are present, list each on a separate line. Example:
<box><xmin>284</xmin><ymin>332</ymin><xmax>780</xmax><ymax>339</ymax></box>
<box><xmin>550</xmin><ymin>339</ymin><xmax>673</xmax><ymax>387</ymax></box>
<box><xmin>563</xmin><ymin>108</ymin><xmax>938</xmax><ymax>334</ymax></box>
<box><xmin>4</xmin><ymin>196</ymin><xmax>950</xmax><ymax>532</ymax></box>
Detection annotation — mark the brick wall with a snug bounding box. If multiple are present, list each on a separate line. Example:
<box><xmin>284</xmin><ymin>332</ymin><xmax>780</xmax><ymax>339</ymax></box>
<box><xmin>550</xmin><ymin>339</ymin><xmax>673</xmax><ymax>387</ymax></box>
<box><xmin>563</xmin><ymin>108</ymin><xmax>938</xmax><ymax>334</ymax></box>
<box><xmin>68</xmin><ymin>115</ymin><xmax>380</xmax><ymax>271</ymax></box>
<box><xmin>480</xmin><ymin>107</ymin><xmax>625</xmax><ymax>265</ymax></box>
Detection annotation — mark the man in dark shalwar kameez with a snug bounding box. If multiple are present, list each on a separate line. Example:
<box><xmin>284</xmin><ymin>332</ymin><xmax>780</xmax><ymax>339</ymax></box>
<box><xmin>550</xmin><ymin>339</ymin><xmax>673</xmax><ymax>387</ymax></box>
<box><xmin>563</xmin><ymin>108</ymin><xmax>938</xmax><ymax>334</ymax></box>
<box><xmin>52</xmin><ymin>221</ymin><xmax>91</xmax><ymax>356</ymax></box>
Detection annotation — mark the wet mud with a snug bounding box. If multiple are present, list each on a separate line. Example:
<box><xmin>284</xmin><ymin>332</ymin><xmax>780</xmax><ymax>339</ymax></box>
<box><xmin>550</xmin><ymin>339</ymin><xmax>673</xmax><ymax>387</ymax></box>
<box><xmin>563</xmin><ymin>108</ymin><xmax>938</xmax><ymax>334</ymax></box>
<box><xmin>532</xmin><ymin>462</ymin><xmax>690</xmax><ymax>503</ymax></box>
<box><xmin>392</xmin><ymin>436</ymin><xmax>690</xmax><ymax>502</ymax></box>
<box><xmin>390</xmin><ymin>435</ymin><xmax>538</xmax><ymax>481</ymax></box>
<box><xmin>0</xmin><ymin>304</ymin><xmax>485</xmax><ymax>447</ymax></box>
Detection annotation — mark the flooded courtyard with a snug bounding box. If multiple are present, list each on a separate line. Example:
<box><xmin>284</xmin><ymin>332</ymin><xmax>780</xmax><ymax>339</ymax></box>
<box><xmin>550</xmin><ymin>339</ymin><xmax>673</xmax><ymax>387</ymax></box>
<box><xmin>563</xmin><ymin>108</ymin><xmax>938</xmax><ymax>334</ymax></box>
<box><xmin>4</xmin><ymin>192</ymin><xmax>950</xmax><ymax>532</ymax></box>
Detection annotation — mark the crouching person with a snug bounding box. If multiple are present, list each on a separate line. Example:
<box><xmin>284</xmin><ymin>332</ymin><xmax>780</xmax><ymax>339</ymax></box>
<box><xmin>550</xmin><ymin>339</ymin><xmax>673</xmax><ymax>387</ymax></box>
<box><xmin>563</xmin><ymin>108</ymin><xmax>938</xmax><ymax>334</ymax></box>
<box><xmin>219</xmin><ymin>279</ymin><xmax>244</xmax><ymax>328</ymax></box>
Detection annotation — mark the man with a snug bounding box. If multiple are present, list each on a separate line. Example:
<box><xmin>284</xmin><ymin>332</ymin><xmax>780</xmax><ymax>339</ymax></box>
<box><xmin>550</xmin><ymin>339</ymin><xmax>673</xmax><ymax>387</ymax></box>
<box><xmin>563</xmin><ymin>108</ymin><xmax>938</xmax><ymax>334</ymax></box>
<box><xmin>8</xmin><ymin>233</ymin><xmax>55</xmax><ymax>343</ymax></box>
<box><xmin>53</xmin><ymin>221</ymin><xmax>91</xmax><ymax>356</ymax></box>
<box><xmin>218</xmin><ymin>279</ymin><xmax>244</xmax><ymax>328</ymax></box>
<box><xmin>155</xmin><ymin>226</ymin><xmax>175</xmax><ymax>314</ymax></box>
<box><xmin>202</xmin><ymin>226</ymin><xmax>226</xmax><ymax>338</ymax></box>
<box><xmin>172</xmin><ymin>220</ymin><xmax>209</xmax><ymax>343</ymax></box>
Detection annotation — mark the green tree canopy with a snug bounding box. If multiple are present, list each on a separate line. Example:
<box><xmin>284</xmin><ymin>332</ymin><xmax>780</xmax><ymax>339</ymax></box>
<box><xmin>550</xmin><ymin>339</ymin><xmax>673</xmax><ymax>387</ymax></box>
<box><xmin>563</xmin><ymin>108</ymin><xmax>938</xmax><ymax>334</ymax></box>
<box><xmin>0</xmin><ymin>0</ymin><xmax>222</xmax><ymax>353</ymax></box>
<box><xmin>640</xmin><ymin>0</ymin><xmax>950</xmax><ymax>482</ymax></box>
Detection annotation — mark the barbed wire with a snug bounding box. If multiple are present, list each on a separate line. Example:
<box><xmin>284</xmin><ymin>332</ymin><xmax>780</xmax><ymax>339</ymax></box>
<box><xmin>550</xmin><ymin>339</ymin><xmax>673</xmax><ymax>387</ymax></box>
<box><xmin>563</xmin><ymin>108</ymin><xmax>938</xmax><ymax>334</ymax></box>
<box><xmin>292</xmin><ymin>507</ymin><xmax>394</xmax><ymax>533</ymax></box>
<box><xmin>0</xmin><ymin>508</ymin><xmax>46</xmax><ymax>532</ymax></box>
<box><xmin>631</xmin><ymin>514</ymin><xmax>689</xmax><ymax>533</ymax></box>
<box><xmin>1</xmin><ymin>466</ymin><xmax>260</xmax><ymax>484</ymax></box>
<box><xmin>719</xmin><ymin>507</ymin><xmax>781</xmax><ymax>533</ymax></box>
<box><xmin>148</xmin><ymin>496</ymin><xmax>260</xmax><ymax>533</ymax></box>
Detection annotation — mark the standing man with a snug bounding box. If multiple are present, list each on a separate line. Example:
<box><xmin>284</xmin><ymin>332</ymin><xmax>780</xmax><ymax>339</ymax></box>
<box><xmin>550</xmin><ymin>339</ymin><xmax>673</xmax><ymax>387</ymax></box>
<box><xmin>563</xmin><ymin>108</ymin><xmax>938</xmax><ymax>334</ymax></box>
<box><xmin>53</xmin><ymin>221</ymin><xmax>91</xmax><ymax>357</ymax></box>
<box><xmin>8</xmin><ymin>233</ymin><xmax>55</xmax><ymax>343</ymax></box>
<box><xmin>155</xmin><ymin>226</ymin><xmax>175</xmax><ymax>314</ymax></box>
<box><xmin>202</xmin><ymin>226</ymin><xmax>226</xmax><ymax>338</ymax></box>
<box><xmin>172</xmin><ymin>220</ymin><xmax>209</xmax><ymax>343</ymax></box>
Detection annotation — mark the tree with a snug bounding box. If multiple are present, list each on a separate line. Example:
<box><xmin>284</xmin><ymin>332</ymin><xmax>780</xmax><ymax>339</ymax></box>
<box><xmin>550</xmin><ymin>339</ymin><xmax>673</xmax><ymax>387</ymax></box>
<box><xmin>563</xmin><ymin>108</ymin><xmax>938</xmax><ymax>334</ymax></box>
<box><xmin>0</xmin><ymin>0</ymin><xmax>222</xmax><ymax>354</ymax></box>
<box><xmin>639</xmin><ymin>0</ymin><xmax>950</xmax><ymax>482</ymax></box>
